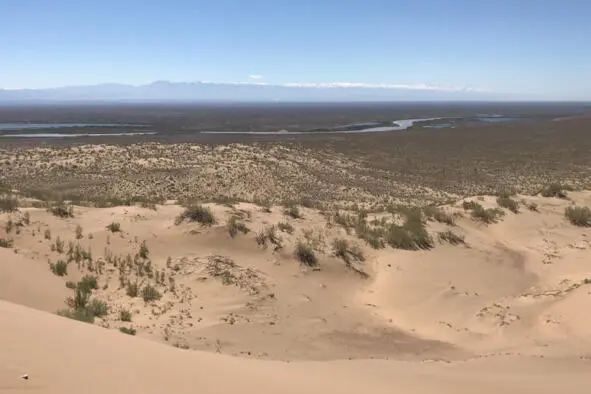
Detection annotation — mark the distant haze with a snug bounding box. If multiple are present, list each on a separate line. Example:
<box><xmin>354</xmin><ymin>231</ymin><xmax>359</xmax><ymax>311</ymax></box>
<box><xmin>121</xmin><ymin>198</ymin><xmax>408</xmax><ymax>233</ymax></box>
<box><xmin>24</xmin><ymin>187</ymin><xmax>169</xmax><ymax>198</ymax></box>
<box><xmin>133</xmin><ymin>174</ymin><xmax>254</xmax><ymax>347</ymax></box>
<box><xmin>0</xmin><ymin>81</ymin><xmax>508</xmax><ymax>103</ymax></box>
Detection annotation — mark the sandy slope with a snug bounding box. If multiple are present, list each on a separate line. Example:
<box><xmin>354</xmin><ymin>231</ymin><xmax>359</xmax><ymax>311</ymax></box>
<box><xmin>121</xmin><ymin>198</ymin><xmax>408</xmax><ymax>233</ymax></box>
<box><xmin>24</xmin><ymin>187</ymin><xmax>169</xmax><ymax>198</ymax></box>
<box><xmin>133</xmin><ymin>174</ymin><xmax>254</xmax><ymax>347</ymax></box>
<box><xmin>1</xmin><ymin>300</ymin><xmax>589</xmax><ymax>394</ymax></box>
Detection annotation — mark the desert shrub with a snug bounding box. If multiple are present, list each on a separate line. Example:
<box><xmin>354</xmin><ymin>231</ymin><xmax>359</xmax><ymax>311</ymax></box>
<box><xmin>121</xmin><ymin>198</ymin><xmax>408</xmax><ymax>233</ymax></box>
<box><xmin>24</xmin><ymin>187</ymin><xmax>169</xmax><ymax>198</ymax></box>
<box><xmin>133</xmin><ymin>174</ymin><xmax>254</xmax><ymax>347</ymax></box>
<box><xmin>277</xmin><ymin>221</ymin><xmax>294</xmax><ymax>234</ymax></box>
<box><xmin>49</xmin><ymin>203</ymin><xmax>74</xmax><ymax>218</ymax></box>
<box><xmin>423</xmin><ymin>206</ymin><xmax>455</xmax><ymax>225</ymax></box>
<box><xmin>75</xmin><ymin>224</ymin><xmax>83</xmax><ymax>239</ymax></box>
<box><xmin>0</xmin><ymin>237</ymin><xmax>13</xmax><ymax>248</ymax></box>
<box><xmin>227</xmin><ymin>216</ymin><xmax>250</xmax><ymax>237</ymax></box>
<box><xmin>540</xmin><ymin>183</ymin><xmax>573</xmax><ymax>198</ymax></box>
<box><xmin>65</xmin><ymin>281</ymin><xmax>77</xmax><ymax>289</ymax></box>
<box><xmin>139</xmin><ymin>240</ymin><xmax>149</xmax><ymax>259</ymax></box>
<box><xmin>496</xmin><ymin>196</ymin><xmax>519</xmax><ymax>213</ymax></box>
<box><xmin>283</xmin><ymin>204</ymin><xmax>301</xmax><ymax>219</ymax></box>
<box><xmin>106</xmin><ymin>222</ymin><xmax>121</xmax><ymax>232</ymax></box>
<box><xmin>294</xmin><ymin>241</ymin><xmax>317</xmax><ymax>266</ymax></box>
<box><xmin>438</xmin><ymin>230</ymin><xmax>465</xmax><ymax>245</ymax></box>
<box><xmin>119</xmin><ymin>309</ymin><xmax>132</xmax><ymax>322</ymax></box>
<box><xmin>5</xmin><ymin>218</ymin><xmax>13</xmax><ymax>233</ymax></box>
<box><xmin>0</xmin><ymin>195</ymin><xmax>18</xmax><ymax>213</ymax></box>
<box><xmin>462</xmin><ymin>200</ymin><xmax>481</xmax><ymax>211</ymax></box>
<box><xmin>126</xmin><ymin>281</ymin><xmax>139</xmax><ymax>297</ymax></box>
<box><xmin>52</xmin><ymin>236</ymin><xmax>65</xmax><ymax>253</ymax></box>
<box><xmin>256</xmin><ymin>225</ymin><xmax>282</xmax><ymax>248</ymax></box>
<box><xmin>471</xmin><ymin>205</ymin><xmax>504</xmax><ymax>224</ymax></box>
<box><xmin>50</xmin><ymin>260</ymin><xmax>68</xmax><ymax>276</ymax></box>
<box><xmin>57</xmin><ymin>308</ymin><xmax>95</xmax><ymax>323</ymax></box>
<box><xmin>44</xmin><ymin>229</ymin><xmax>51</xmax><ymax>240</ymax></box>
<box><xmin>87</xmin><ymin>299</ymin><xmax>109</xmax><ymax>317</ymax></box>
<box><xmin>78</xmin><ymin>275</ymin><xmax>98</xmax><ymax>293</ymax></box>
<box><xmin>22</xmin><ymin>212</ymin><xmax>30</xmax><ymax>225</ymax></box>
<box><xmin>526</xmin><ymin>202</ymin><xmax>539</xmax><ymax>212</ymax></box>
<box><xmin>565</xmin><ymin>206</ymin><xmax>591</xmax><ymax>227</ymax></box>
<box><xmin>332</xmin><ymin>238</ymin><xmax>365</xmax><ymax>264</ymax></box>
<box><xmin>175</xmin><ymin>205</ymin><xmax>216</xmax><ymax>226</ymax></box>
<box><xmin>119</xmin><ymin>327</ymin><xmax>137</xmax><ymax>335</ymax></box>
<box><xmin>355</xmin><ymin>220</ymin><xmax>385</xmax><ymax>249</ymax></box>
<box><xmin>141</xmin><ymin>284</ymin><xmax>162</xmax><ymax>302</ymax></box>
<box><xmin>386</xmin><ymin>210</ymin><xmax>433</xmax><ymax>250</ymax></box>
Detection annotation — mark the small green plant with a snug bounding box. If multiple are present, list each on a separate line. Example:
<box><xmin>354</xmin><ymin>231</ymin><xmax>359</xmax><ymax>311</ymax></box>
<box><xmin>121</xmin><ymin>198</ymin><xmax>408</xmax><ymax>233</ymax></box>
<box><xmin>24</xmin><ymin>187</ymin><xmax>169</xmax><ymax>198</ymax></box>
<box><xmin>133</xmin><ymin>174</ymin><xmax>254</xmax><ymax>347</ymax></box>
<box><xmin>141</xmin><ymin>284</ymin><xmax>162</xmax><ymax>302</ymax></box>
<box><xmin>77</xmin><ymin>275</ymin><xmax>98</xmax><ymax>293</ymax></box>
<box><xmin>50</xmin><ymin>260</ymin><xmax>68</xmax><ymax>276</ymax></box>
<box><xmin>139</xmin><ymin>240</ymin><xmax>149</xmax><ymax>259</ymax></box>
<box><xmin>57</xmin><ymin>308</ymin><xmax>95</xmax><ymax>323</ymax></box>
<box><xmin>107</xmin><ymin>222</ymin><xmax>121</xmax><ymax>232</ymax></box>
<box><xmin>44</xmin><ymin>229</ymin><xmax>51</xmax><ymax>240</ymax></box>
<box><xmin>283</xmin><ymin>204</ymin><xmax>301</xmax><ymax>219</ymax></box>
<box><xmin>75</xmin><ymin>224</ymin><xmax>83</xmax><ymax>239</ymax></box>
<box><xmin>466</xmin><ymin>202</ymin><xmax>504</xmax><ymax>224</ymax></box>
<box><xmin>119</xmin><ymin>309</ymin><xmax>132</xmax><ymax>322</ymax></box>
<box><xmin>227</xmin><ymin>216</ymin><xmax>250</xmax><ymax>237</ymax></box>
<box><xmin>0</xmin><ymin>238</ymin><xmax>13</xmax><ymax>248</ymax></box>
<box><xmin>87</xmin><ymin>299</ymin><xmax>109</xmax><ymax>317</ymax></box>
<box><xmin>119</xmin><ymin>327</ymin><xmax>137</xmax><ymax>335</ymax></box>
<box><xmin>49</xmin><ymin>203</ymin><xmax>74</xmax><ymax>218</ymax></box>
<box><xmin>277</xmin><ymin>221</ymin><xmax>294</xmax><ymax>234</ymax></box>
<box><xmin>540</xmin><ymin>183</ymin><xmax>573</xmax><ymax>198</ymax></box>
<box><xmin>126</xmin><ymin>280</ymin><xmax>140</xmax><ymax>297</ymax></box>
<box><xmin>496</xmin><ymin>196</ymin><xmax>519</xmax><ymax>213</ymax></box>
<box><xmin>65</xmin><ymin>281</ymin><xmax>77</xmax><ymax>289</ymax></box>
<box><xmin>294</xmin><ymin>241</ymin><xmax>317</xmax><ymax>266</ymax></box>
<box><xmin>386</xmin><ymin>209</ymin><xmax>433</xmax><ymax>250</ymax></box>
<box><xmin>565</xmin><ymin>206</ymin><xmax>591</xmax><ymax>227</ymax></box>
<box><xmin>438</xmin><ymin>230</ymin><xmax>465</xmax><ymax>245</ymax></box>
<box><xmin>175</xmin><ymin>205</ymin><xmax>216</xmax><ymax>226</ymax></box>
<box><xmin>53</xmin><ymin>236</ymin><xmax>65</xmax><ymax>253</ymax></box>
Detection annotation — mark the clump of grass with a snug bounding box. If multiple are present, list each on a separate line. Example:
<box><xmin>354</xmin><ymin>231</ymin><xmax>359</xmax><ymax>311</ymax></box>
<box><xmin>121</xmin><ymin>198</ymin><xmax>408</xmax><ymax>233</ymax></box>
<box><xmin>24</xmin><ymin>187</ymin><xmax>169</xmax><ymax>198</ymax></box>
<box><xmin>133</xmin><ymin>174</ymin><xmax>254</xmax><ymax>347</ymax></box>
<box><xmin>78</xmin><ymin>275</ymin><xmax>98</xmax><ymax>293</ymax></box>
<box><xmin>87</xmin><ymin>299</ymin><xmax>109</xmax><ymax>318</ymax></box>
<box><xmin>126</xmin><ymin>280</ymin><xmax>140</xmax><ymax>297</ymax></box>
<box><xmin>496</xmin><ymin>195</ymin><xmax>520</xmax><ymax>213</ymax></box>
<box><xmin>438</xmin><ymin>230</ymin><xmax>465</xmax><ymax>245</ymax></box>
<box><xmin>463</xmin><ymin>201</ymin><xmax>504</xmax><ymax>224</ymax></box>
<box><xmin>332</xmin><ymin>238</ymin><xmax>365</xmax><ymax>264</ymax></box>
<box><xmin>540</xmin><ymin>183</ymin><xmax>573</xmax><ymax>198</ymax></box>
<box><xmin>44</xmin><ymin>229</ymin><xmax>51</xmax><ymax>240</ymax></box>
<box><xmin>175</xmin><ymin>205</ymin><xmax>216</xmax><ymax>226</ymax></box>
<box><xmin>277</xmin><ymin>221</ymin><xmax>294</xmax><ymax>234</ymax></box>
<box><xmin>57</xmin><ymin>308</ymin><xmax>95</xmax><ymax>323</ymax></box>
<box><xmin>49</xmin><ymin>203</ymin><xmax>74</xmax><ymax>218</ymax></box>
<box><xmin>0</xmin><ymin>237</ymin><xmax>13</xmax><ymax>248</ymax></box>
<box><xmin>255</xmin><ymin>225</ymin><xmax>283</xmax><ymax>249</ymax></box>
<box><xmin>141</xmin><ymin>284</ymin><xmax>162</xmax><ymax>302</ymax></box>
<box><xmin>50</xmin><ymin>260</ymin><xmax>68</xmax><ymax>276</ymax></box>
<box><xmin>106</xmin><ymin>222</ymin><xmax>121</xmax><ymax>232</ymax></box>
<box><xmin>386</xmin><ymin>209</ymin><xmax>433</xmax><ymax>250</ymax></box>
<box><xmin>227</xmin><ymin>216</ymin><xmax>250</xmax><ymax>238</ymax></box>
<box><xmin>119</xmin><ymin>309</ymin><xmax>132</xmax><ymax>322</ymax></box>
<box><xmin>119</xmin><ymin>327</ymin><xmax>137</xmax><ymax>335</ymax></box>
<box><xmin>0</xmin><ymin>195</ymin><xmax>18</xmax><ymax>213</ymax></box>
<box><xmin>65</xmin><ymin>280</ymin><xmax>77</xmax><ymax>289</ymax></box>
<box><xmin>526</xmin><ymin>201</ymin><xmax>539</xmax><ymax>212</ymax></box>
<box><xmin>462</xmin><ymin>200</ymin><xmax>481</xmax><ymax>211</ymax></box>
<box><xmin>75</xmin><ymin>224</ymin><xmax>83</xmax><ymax>239</ymax></box>
<box><xmin>283</xmin><ymin>204</ymin><xmax>301</xmax><ymax>219</ymax></box>
<box><xmin>139</xmin><ymin>240</ymin><xmax>149</xmax><ymax>259</ymax></box>
<box><xmin>50</xmin><ymin>236</ymin><xmax>65</xmax><ymax>253</ymax></box>
<box><xmin>423</xmin><ymin>206</ymin><xmax>455</xmax><ymax>225</ymax></box>
<box><xmin>294</xmin><ymin>241</ymin><xmax>317</xmax><ymax>266</ymax></box>
<box><xmin>565</xmin><ymin>205</ymin><xmax>591</xmax><ymax>227</ymax></box>
<box><xmin>22</xmin><ymin>212</ymin><xmax>30</xmax><ymax>225</ymax></box>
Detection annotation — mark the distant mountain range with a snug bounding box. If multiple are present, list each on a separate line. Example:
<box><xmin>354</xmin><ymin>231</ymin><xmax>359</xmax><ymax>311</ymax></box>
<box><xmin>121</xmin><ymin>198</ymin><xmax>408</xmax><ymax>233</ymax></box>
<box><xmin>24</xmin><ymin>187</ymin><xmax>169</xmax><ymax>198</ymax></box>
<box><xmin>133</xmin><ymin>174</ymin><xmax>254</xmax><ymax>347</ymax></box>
<box><xmin>0</xmin><ymin>81</ymin><xmax>504</xmax><ymax>102</ymax></box>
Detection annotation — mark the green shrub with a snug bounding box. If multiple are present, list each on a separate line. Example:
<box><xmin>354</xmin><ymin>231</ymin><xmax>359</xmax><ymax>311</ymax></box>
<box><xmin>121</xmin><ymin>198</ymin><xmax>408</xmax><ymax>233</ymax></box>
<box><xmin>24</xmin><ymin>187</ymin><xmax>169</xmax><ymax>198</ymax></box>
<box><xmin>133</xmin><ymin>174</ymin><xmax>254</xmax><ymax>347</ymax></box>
<box><xmin>294</xmin><ymin>241</ymin><xmax>317</xmax><ymax>266</ymax></box>
<box><xmin>119</xmin><ymin>309</ymin><xmax>132</xmax><ymax>322</ymax></box>
<box><xmin>332</xmin><ymin>238</ymin><xmax>365</xmax><ymax>264</ymax></box>
<box><xmin>175</xmin><ymin>205</ymin><xmax>216</xmax><ymax>226</ymax></box>
<box><xmin>227</xmin><ymin>216</ymin><xmax>250</xmax><ymax>237</ymax></box>
<box><xmin>107</xmin><ymin>222</ymin><xmax>121</xmax><ymax>232</ymax></box>
<box><xmin>78</xmin><ymin>275</ymin><xmax>98</xmax><ymax>293</ymax></box>
<box><xmin>0</xmin><ymin>238</ymin><xmax>13</xmax><ymax>248</ymax></box>
<box><xmin>466</xmin><ymin>202</ymin><xmax>504</xmax><ymax>224</ymax></box>
<box><xmin>139</xmin><ymin>240</ymin><xmax>149</xmax><ymax>259</ymax></box>
<box><xmin>87</xmin><ymin>299</ymin><xmax>109</xmax><ymax>317</ymax></box>
<box><xmin>49</xmin><ymin>203</ymin><xmax>74</xmax><ymax>218</ymax></box>
<box><xmin>119</xmin><ymin>327</ymin><xmax>137</xmax><ymax>335</ymax></box>
<box><xmin>141</xmin><ymin>284</ymin><xmax>162</xmax><ymax>302</ymax></box>
<box><xmin>423</xmin><ymin>206</ymin><xmax>455</xmax><ymax>225</ymax></box>
<box><xmin>277</xmin><ymin>221</ymin><xmax>294</xmax><ymax>234</ymax></box>
<box><xmin>541</xmin><ymin>183</ymin><xmax>572</xmax><ymax>198</ymax></box>
<box><xmin>57</xmin><ymin>308</ymin><xmax>95</xmax><ymax>323</ymax></box>
<box><xmin>283</xmin><ymin>205</ymin><xmax>301</xmax><ymax>219</ymax></box>
<box><xmin>0</xmin><ymin>196</ymin><xmax>18</xmax><ymax>213</ymax></box>
<box><xmin>126</xmin><ymin>280</ymin><xmax>140</xmax><ymax>297</ymax></box>
<box><xmin>496</xmin><ymin>196</ymin><xmax>519</xmax><ymax>213</ymax></box>
<box><xmin>44</xmin><ymin>229</ymin><xmax>51</xmax><ymax>240</ymax></box>
<box><xmin>65</xmin><ymin>281</ymin><xmax>77</xmax><ymax>289</ymax></box>
<box><xmin>386</xmin><ymin>210</ymin><xmax>433</xmax><ymax>250</ymax></box>
<box><xmin>52</xmin><ymin>236</ymin><xmax>65</xmax><ymax>253</ymax></box>
<box><xmin>50</xmin><ymin>260</ymin><xmax>68</xmax><ymax>276</ymax></box>
<box><xmin>565</xmin><ymin>206</ymin><xmax>591</xmax><ymax>227</ymax></box>
<box><xmin>462</xmin><ymin>200</ymin><xmax>481</xmax><ymax>211</ymax></box>
<box><xmin>438</xmin><ymin>230</ymin><xmax>465</xmax><ymax>245</ymax></box>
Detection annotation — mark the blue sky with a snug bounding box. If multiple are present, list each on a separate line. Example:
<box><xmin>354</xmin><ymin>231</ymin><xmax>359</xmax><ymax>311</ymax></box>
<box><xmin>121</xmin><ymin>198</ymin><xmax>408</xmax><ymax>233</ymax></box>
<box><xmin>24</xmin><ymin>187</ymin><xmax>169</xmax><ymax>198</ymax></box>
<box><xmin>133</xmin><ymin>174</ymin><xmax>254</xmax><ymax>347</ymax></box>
<box><xmin>1</xmin><ymin>0</ymin><xmax>590</xmax><ymax>99</ymax></box>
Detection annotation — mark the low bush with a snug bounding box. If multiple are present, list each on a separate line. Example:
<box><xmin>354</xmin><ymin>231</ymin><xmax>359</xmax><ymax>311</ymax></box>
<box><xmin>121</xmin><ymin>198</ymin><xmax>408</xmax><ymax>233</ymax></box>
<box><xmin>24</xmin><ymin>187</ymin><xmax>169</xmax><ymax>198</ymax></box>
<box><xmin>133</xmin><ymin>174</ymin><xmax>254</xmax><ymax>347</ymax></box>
<box><xmin>565</xmin><ymin>206</ymin><xmax>591</xmax><ymax>227</ymax></box>
<box><xmin>49</xmin><ymin>203</ymin><xmax>74</xmax><ymax>218</ymax></box>
<box><xmin>175</xmin><ymin>205</ymin><xmax>216</xmax><ymax>226</ymax></box>
<box><xmin>87</xmin><ymin>299</ymin><xmax>109</xmax><ymax>318</ymax></box>
<box><xmin>283</xmin><ymin>204</ymin><xmax>301</xmax><ymax>219</ymax></box>
<box><xmin>50</xmin><ymin>260</ymin><xmax>68</xmax><ymax>276</ymax></box>
<box><xmin>227</xmin><ymin>216</ymin><xmax>250</xmax><ymax>237</ymax></box>
<box><xmin>496</xmin><ymin>196</ymin><xmax>520</xmax><ymax>213</ymax></box>
<box><xmin>294</xmin><ymin>241</ymin><xmax>317</xmax><ymax>266</ymax></box>
<box><xmin>141</xmin><ymin>284</ymin><xmax>162</xmax><ymax>302</ymax></box>
<box><xmin>119</xmin><ymin>327</ymin><xmax>137</xmax><ymax>335</ymax></box>
<box><xmin>119</xmin><ymin>309</ymin><xmax>132</xmax><ymax>322</ymax></box>
<box><xmin>106</xmin><ymin>222</ymin><xmax>121</xmax><ymax>232</ymax></box>
<box><xmin>57</xmin><ymin>308</ymin><xmax>95</xmax><ymax>324</ymax></box>
<box><xmin>540</xmin><ymin>183</ymin><xmax>573</xmax><ymax>198</ymax></box>
<box><xmin>438</xmin><ymin>230</ymin><xmax>465</xmax><ymax>245</ymax></box>
<box><xmin>277</xmin><ymin>221</ymin><xmax>294</xmax><ymax>234</ymax></box>
<box><xmin>386</xmin><ymin>210</ymin><xmax>433</xmax><ymax>250</ymax></box>
<box><xmin>0</xmin><ymin>238</ymin><xmax>13</xmax><ymax>248</ymax></box>
<box><xmin>423</xmin><ymin>206</ymin><xmax>455</xmax><ymax>225</ymax></box>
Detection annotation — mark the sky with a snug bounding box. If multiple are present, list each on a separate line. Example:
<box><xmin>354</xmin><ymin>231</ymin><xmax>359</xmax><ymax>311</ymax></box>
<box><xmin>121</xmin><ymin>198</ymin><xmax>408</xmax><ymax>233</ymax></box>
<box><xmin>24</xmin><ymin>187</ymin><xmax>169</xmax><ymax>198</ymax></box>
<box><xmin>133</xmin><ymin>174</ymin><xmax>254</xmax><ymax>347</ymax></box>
<box><xmin>1</xmin><ymin>0</ymin><xmax>590</xmax><ymax>100</ymax></box>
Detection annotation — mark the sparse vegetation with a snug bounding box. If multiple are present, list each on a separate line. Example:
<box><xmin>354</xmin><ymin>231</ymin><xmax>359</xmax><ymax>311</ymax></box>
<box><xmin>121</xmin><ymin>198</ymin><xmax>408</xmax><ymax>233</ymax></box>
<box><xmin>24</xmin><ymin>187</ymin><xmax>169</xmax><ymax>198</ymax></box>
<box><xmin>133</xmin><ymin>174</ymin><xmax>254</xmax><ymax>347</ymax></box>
<box><xmin>107</xmin><ymin>222</ymin><xmax>121</xmax><ymax>232</ymax></box>
<box><xmin>283</xmin><ymin>204</ymin><xmax>301</xmax><ymax>219</ymax></box>
<box><xmin>139</xmin><ymin>240</ymin><xmax>149</xmax><ymax>259</ymax></box>
<box><xmin>423</xmin><ymin>206</ymin><xmax>455</xmax><ymax>225</ymax></box>
<box><xmin>175</xmin><ymin>204</ymin><xmax>216</xmax><ymax>226</ymax></box>
<box><xmin>0</xmin><ymin>237</ymin><xmax>13</xmax><ymax>248</ymax></box>
<box><xmin>438</xmin><ymin>230</ymin><xmax>466</xmax><ymax>245</ymax></box>
<box><xmin>119</xmin><ymin>327</ymin><xmax>137</xmax><ymax>335</ymax></box>
<box><xmin>332</xmin><ymin>238</ymin><xmax>365</xmax><ymax>264</ymax></box>
<box><xmin>44</xmin><ymin>229</ymin><xmax>51</xmax><ymax>240</ymax></box>
<box><xmin>50</xmin><ymin>260</ymin><xmax>68</xmax><ymax>276</ymax></box>
<box><xmin>496</xmin><ymin>195</ymin><xmax>520</xmax><ymax>213</ymax></box>
<box><xmin>540</xmin><ymin>183</ymin><xmax>573</xmax><ymax>198</ymax></box>
<box><xmin>565</xmin><ymin>205</ymin><xmax>591</xmax><ymax>227</ymax></box>
<box><xmin>75</xmin><ymin>224</ymin><xmax>83</xmax><ymax>239</ymax></box>
<box><xmin>141</xmin><ymin>284</ymin><xmax>162</xmax><ymax>302</ymax></box>
<box><xmin>386</xmin><ymin>209</ymin><xmax>433</xmax><ymax>250</ymax></box>
<box><xmin>277</xmin><ymin>221</ymin><xmax>294</xmax><ymax>234</ymax></box>
<box><xmin>227</xmin><ymin>216</ymin><xmax>250</xmax><ymax>237</ymax></box>
<box><xmin>294</xmin><ymin>241</ymin><xmax>317</xmax><ymax>266</ymax></box>
<box><xmin>49</xmin><ymin>203</ymin><xmax>74</xmax><ymax>218</ymax></box>
<box><xmin>119</xmin><ymin>309</ymin><xmax>132</xmax><ymax>322</ymax></box>
<box><xmin>464</xmin><ymin>201</ymin><xmax>504</xmax><ymax>224</ymax></box>
<box><xmin>0</xmin><ymin>195</ymin><xmax>18</xmax><ymax>213</ymax></box>
<box><xmin>87</xmin><ymin>299</ymin><xmax>109</xmax><ymax>317</ymax></box>
<box><xmin>126</xmin><ymin>280</ymin><xmax>140</xmax><ymax>297</ymax></box>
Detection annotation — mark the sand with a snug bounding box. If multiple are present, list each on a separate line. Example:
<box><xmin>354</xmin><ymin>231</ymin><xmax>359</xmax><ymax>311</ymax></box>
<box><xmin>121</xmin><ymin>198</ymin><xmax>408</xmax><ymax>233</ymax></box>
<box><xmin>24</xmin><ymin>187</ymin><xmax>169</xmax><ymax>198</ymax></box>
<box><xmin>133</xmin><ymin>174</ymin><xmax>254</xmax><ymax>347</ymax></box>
<box><xmin>2</xmin><ymin>189</ymin><xmax>591</xmax><ymax>391</ymax></box>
